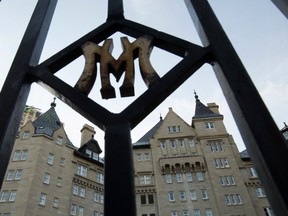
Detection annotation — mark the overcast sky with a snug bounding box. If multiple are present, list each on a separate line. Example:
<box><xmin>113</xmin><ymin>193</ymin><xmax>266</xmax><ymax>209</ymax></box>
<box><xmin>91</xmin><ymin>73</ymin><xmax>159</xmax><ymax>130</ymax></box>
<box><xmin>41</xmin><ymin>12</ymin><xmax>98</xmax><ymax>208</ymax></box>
<box><xmin>0</xmin><ymin>0</ymin><xmax>287</xmax><ymax>154</ymax></box>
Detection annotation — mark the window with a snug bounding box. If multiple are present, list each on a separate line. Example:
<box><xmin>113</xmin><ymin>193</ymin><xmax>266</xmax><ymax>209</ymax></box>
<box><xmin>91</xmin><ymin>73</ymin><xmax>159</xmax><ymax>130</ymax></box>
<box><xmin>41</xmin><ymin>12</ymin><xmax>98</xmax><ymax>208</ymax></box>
<box><xmin>186</xmin><ymin>172</ymin><xmax>193</xmax><ymax>182</ymax></box>
<box><xmin>140</xmin><ymin>175</ymin><xmax>151</xmax><ymax>185</ymax></box>
<box><xmin>183</xmin><ymin>210</ymin><xmax>189</xmax><ymax>216</ymax></box>
<box><xmin>94</xmin><ymin>192</ymin><xmax>104</xmax><ymax>204</ymax></box>
<box><xmin>205</xmin><ymin>122</ymin><xmax>214</xmax><ymax>129</ymax></box>
<box><xmin>170</xmin><ymin>140</ymin><xmax>176</xmax><ymax>148</ymax></box>
<box><xmin>144</xmin><ymin>153</ymin><xmax>150</xmax><ymax>160</ymax></box>
<box><xmin>160</xmin><ymin>141</ymin><xmax>166</xmax><ymax>149</ymax></box>
<box><xmin>148</xmin><ymin>194</ymin><xmax>154</xmax><ymax>204</ymax></box>
<box><xmin>12</xmin><ymin>150</ymin><xmax>20</xmax><ymax>161</ymax></box>
<box><xmin>219</xmin><ymin>176</ymin><xmax>236</xmax><ymax>186</ymax></box>
<box><xmin>179</xmin><ymin>140</ymin><xmax>185</xmax><ymax>148</ymax></box>
<box><xmin>56</xmin><ymin>136</ymin><xmax>63</xmax><ymax>145</ymax></box>
<box><xmin>165</xmin><ymin>174</ymin><xmax>172</xmax><ymax>183</ymax></box>
<box><xmin>171</xmin><ymin>211</ymin><xmax>178</xmax><ymax>216</ymax></box>
<box><xmin>22</xmin><ymin>131</ymin><xmax>30</xmax><ymax>139</ymax></box>
<box><xmin>77</xmin><ymin>164</ymin><xmax>88</xmax><ymax>177</ymax></box>
<box><xmin>140</xmin><ymin>195</ymin><xmax>146</xmax><ymax>204</ymax></box>
<box><xmin>20</xmin><ymin>150</ymin><xmax>28</xmax><ymax>160</ymax></box>
<box><xmin>78</xmin><ymin>206</ymin><xmax>84</xmax><ymax>216</ymax></box>
<box><xmin>209</xmin><ymin>140</ymin><xmax>224</xmax><ymax>152</ymax></box>
<box><xmin>188</xmin><ymin>139</ymin><xmax>195</xmax><ymax>147</ymax></box>
<box><xmin>94</xmin><ymin>211</ymin><xmax>99</xmax><ymax>216</ymax></box>
<box><xmin>53</xmin><ymin>197</ymin><xmax>59</xmax><ymax>208</ymax></box>
<box><xmin>39</xmin><ymin>193</ymin><xmax>47</xmax><ymax>206</ymax></box>
<box><xmin>205</xmin><ymin>209</ymin><xmax>213</xmax><ymax>216</ymax></box>
<box><xmin>214</xmin><ymin>158</ymin><xmax>229</xmax><ymax>168</ymax></box>
<box><xmin>196</xmin><ymin>171</ymin><xmax>204</xmax><ymax>181</ymax></box>
<box><xmin>57</xmin><ymin>177</ymin><xmax>63</xmax><ymax>187</ymax></box>
<box><xmin>0</xmin><ymin>191</ymin><xmax>8</xmax><ymax>202</ymax></box>
<box><xmin>8</xmin><ymin>190</ymin><xmax>17</xmax><ymax>202</ymax></box>
<box><xmin>15</xmin><ymin>169</ymin><xmax>22</xmax><ymax>180</ymax></box>
<box><xmin>176</xmin><ymin>173</ymin><xmax>183</xmax><ymax>182</ymax></box>
<box><xmin>194</xmin><ymin>209</ymin><xmax>201</xmax><ymax>216</ymax></box>
<box><xmin>168</xmin><ymin>192</ymin><xmax>175</xmax><ymax>202</ymax></box>
<box><xmin>6</xmin><ymin>170</ymin><xmax>14</xmax><ymax>181</ymax></box>
<box><xmin>136</xmin><ymin>153</ymin><xmax>142</xmax><ymax>161</ymax></box>
<box><xmin>264</xmin><ymin>207</ymin><xmax>274</xmax><ymax>216</ymax></box>
<box><xmin>60</xmin><ymin>158</ymin><xmax>65</xmax><ymax>166</ymax></box>
<box><xmin>71</xmin><ymin>204</ymin><xmax>77</xmax><ymax>215</ymax></box>
<box><xmin>168</xmin><ymin>125</ymin><xmax>181</xmax><ymax>133</ymax></box>
<box><xmin>47</xmin><ymin>153</ymin><xmax>54</xmax><ymax>165</ymax></box>
<box><xmin>179</xmin><ymin>191</ymin><xmax>186</xmax><ymax>201</ymax></box>
<box><xmin>43</xmin><ymin>173</ymin><xmax>51</xmax><ymax>184</ymax></box>
<box><xmin>79</xmin><ymin>187</ymin><xmax>86</xmax><ymax>198</ymax></box>
<box><xmin>93</xmin><ymin>152</ymin><xmax>99</xmax><ymax>160</ymax></box>
<box><xmin>256</xmin><ymin>187</ymin><xmax>266</xmax><ymax>198</ymax></box>
<box><xmin>190</xmin><ymin>190</ymin><xmax>197</xmax><ymax>201</ymax></box>
<box><xmin>249</xmin><ymin>167</ymin><xmax>258</xmax><ymax>178</ymax></box>
<box><xmin>225</xmin><ymin>194</ymin><xmax>242</xmax><ymax>205</ymax></box>
<box><xmin>201</xmin><ymin>189</ymin><xmax>208</xmax><ymax>200</ymax></box>
<box><xmin>96</xmin><ymin>172</ymin><xmax>104</xmax><ymax>184</ymax></box>
<box><xmin>73</xmin><ymin>185</ymin><xmax>79</xmax><ymax>195</ymax></box>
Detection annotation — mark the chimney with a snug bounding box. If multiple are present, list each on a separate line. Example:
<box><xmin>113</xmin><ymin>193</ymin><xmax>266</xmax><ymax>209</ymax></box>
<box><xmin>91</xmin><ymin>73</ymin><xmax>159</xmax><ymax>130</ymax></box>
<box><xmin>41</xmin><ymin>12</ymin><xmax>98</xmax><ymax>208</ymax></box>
<box><xmin>80</xmin><ymin>124</ymin><xmax>96</xmax><ymax>147</ymax></box>
<box><xmin>207</xmin><ymin>103</ymin><xmax>220</xmax><ymax>114</ymax></box>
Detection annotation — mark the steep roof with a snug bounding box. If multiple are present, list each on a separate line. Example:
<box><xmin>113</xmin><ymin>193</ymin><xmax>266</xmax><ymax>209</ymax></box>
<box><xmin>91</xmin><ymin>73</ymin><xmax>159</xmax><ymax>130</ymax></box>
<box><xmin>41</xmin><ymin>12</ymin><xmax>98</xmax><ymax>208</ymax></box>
<box><xmin>133</xmin><ymin>117</ymin><xmax>163</xmax><ymax>147</ymax></box>
<box><xmin>32</xmin><ymin>100</ymin><xmax>74</xmax><ymax>146</ymax></box>
<box><xmin>192</xmin><ymin>93</ymin><xmax>223</xmax><ymax>119</ymax></box>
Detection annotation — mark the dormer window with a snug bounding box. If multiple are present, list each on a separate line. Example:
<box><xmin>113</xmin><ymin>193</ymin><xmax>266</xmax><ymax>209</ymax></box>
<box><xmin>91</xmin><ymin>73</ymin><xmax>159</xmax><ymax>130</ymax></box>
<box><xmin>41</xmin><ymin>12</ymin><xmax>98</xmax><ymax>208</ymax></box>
<box><xmin>56</xmin><ymin>136</ymin><xmax>63</xmax><ymax>145</ymax></box>
<box><xmin>168</xmin><ymin>125</ymin><xmax>181</xmax><ymax>133</ymax></box>
<box><xmin>22</xmin><ymin>131</ymin><xmax>30</xmax><ymax>139</ymax></box>
<box><xmin>205</xmin><ymin>122</ymin><xmax>215</xmax><ymax>129</ymax></box>
<box><xmin>92</xmin><ymin>152</ymin><xmax>99</xmax><ymax>161</ymax></box>
<box><xmin>85</xmin><ymin>149</ymin><xmax>92</xmax><ymax>157</ymax></box>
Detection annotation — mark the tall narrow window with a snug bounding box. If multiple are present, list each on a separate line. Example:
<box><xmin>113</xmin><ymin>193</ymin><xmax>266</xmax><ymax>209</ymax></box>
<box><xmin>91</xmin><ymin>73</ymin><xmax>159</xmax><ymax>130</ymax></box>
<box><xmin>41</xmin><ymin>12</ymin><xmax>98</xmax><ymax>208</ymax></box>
<box><xmin>39</xmin><ymin>193</ymin><xmax>47</xmax><ymax>206</ymax></box>
<box><xmin>43</xmin><ymin>173</ymin><xmax>51</xmax><ymax>184</ymax></box>
<box><xmin>53</xmin><ymin>197</ymin><xmax>59</xmax><ymax>208</ymax></box>
<box><xmin>188</xmin><ymin>139</ymin><xmax>195</xmax><ymax>147</ymax></box>
<box><xmin>186</xmin><ymin>172</ymin><xmax>193</xmax><ymax>182</ymax></box>
<box><xmin>140</xmin><ymin>195</ymin><xmax>146</xmax><ymax>204</ymax></box>
<box><xmin>171</xmin><ymin>211</ymin><xmax>178</xmax><ymax>216</ymax></box>
<box><xmin>6</xmin><ymin>170</ymin><xmax>14</xmax><ymax>181</ymax></box>
<box><xmin>176</xmin><ymin>173</ymin><xmax>183</xmax><ymax>182</ymax></box>
<box><xmin>179</xmin><ymin>140</ymin><xmax>185</xmax><ymax>148</ymax></box>
<box><xmin>264</xmin><ymin>207</ymin><xmax>274</xmax><ymax>216</ymax></box>
<box><xmin>9</xmin><ymin>190</ymin><xmax>17</xmax><ymax>202</ymax></box>
<box><xmin>170</xmin><ymin>140</ymin><xmax>176</xmax><ymax>148</ymax></box>
<box><xmin>168</xmin><ymin>192</ymin><xmax>175</xmax><ymax>202</ymax></box>
<box><xmin>96</xmin><ymin>172</ymin><xmax>104</xmax><ymax>184</ymax></box>
<box><xmin>78</xmin><ymin>207</ymin><xmax>84</xmax><ymax>216</ymax></box>
<box><xmin>196</xmin><ymin>172</ymin><xmax>204</xmax><ymax>181</ymax></box>
<box><xmin>47</xmin><ymin>153</ymin><xmax>54</xmax><ymax>165</ymax></box>
<box><xmin>57</xmin><ymin>177</ymin><xmax>63</xmax><ymax>187</ymax></box>
<box><xmin>201</xmin><ymin>189</ymin><xmax>208</xmax><ymax>200</ymax></box>
<box><xmin>249</xmin><ymin>167</ymin><xmax>258</xmax><ymax>177</ymax></box>
<box><xmin>71</xmin><ymin>204</ymin><xmax>77</xmax><ymax>215</ymax></box>
<box><xmin>21</xmin><ymin>150</ymin><xmax>28</xmax><ymax>160</ymax></box>
<box><xmin>183</xmin><ymin>210</ymin><xmax>189</xmax><ymax>216</ymax></box>
<box><xmin>12</xmin><ymin>151</ymin><xmax>20</xmax><ymax>161</ymax></box>
<box><xmin>190</xmin><ymin>190</ymin><xmax>197</xmax><ymax>201</ymax></box>
<box><xmin>179</xmin><ymin>191</ymin><xmax>186</xmax><ymax>201</ymax></box>
<box><xmin>79</xmin><ymin>187</ymin><xmax>86</xmax><ymax>198</ymax></box>
<box><xmin>148</xmin><ymin>194</ymin><xmax>154</xmax><ymax>204</ymax></box>
<box><xmin>160</xmin><ymin>141</ymin><xmax>166</xmax><ymax>149</ymax></box>
<box><xmin>0</xmin><ymin>191</ymin><xmax>8</xmax><ymax>202</ymax></box>
<box><xmin>194</xmin><ymin>209</ymin><xmax>201</xmax><ymax>216</ymax></box>
<box><xmin>256</xmin><ymin>187</ymin><xmax>266</xmax><ymax>198</ymax></box>
<box><xmin>165</xmin><ymin>174</ymin><xmax>172</xmax><ymax>184</ymax></box>
<box><xmin>15</xmin><ymin>169</ymin><xmax>23</xmax><ymax>180</ymax></box>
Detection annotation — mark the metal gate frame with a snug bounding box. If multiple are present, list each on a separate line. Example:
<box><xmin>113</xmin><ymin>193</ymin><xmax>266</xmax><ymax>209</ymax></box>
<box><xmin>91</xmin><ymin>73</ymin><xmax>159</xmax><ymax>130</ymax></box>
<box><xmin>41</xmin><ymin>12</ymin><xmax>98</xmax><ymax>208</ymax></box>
<box><xmin>0</xmin><ymin>0</ymin><xmax>287</xmax><ymax>215</ymax></box>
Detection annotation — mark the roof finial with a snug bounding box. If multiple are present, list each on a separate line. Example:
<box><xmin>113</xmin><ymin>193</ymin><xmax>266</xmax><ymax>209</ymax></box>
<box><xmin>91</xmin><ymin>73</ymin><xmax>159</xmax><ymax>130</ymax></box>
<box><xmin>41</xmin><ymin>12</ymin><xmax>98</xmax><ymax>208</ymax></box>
<box><xmin>51</xmin><ymin>97</ymin><xmax>56</xmax><ymax>107</ymax></box>
<box><xmin>284</xmin><ymin>122</ymin><xmax>287</xmax><ymax>127</ymax></box>
<box><xmin>194</xmin><ymin>90</ymin><xmax>200</xmax><ymax>102</ymax></box>
<box><xmin>160</xmin><ymin>113</ymin><xmax>163</xmax><ymax>121</ymax></box>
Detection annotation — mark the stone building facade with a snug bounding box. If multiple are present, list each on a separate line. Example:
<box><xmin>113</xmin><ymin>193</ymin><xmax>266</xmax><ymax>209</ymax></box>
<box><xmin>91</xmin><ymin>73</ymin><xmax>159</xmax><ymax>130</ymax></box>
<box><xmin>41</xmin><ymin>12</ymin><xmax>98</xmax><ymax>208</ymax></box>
<box><xmin>0</xmin><ymin>96</ymin><xmax>273</xmax><ymax>215</ymax></box>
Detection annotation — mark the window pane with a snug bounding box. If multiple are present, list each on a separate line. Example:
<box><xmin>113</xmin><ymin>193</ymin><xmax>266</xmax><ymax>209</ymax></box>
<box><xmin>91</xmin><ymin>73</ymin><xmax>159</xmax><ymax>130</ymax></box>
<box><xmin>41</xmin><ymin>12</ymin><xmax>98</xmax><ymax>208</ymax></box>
<box><xmin>140</xmin><ymin>195</ymin><xmax>146</xmax><ymax>204</ymax></box>
<box><xmin>148</xmin><ymin>194</ymin><xmax>154</xmax><ymax>204</ymax></box>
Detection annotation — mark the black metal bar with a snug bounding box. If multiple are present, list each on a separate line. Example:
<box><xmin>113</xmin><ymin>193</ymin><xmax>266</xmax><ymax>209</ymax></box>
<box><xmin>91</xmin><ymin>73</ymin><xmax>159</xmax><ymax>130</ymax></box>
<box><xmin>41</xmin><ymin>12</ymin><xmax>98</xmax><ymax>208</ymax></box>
<box><xmin>104</xmin><ymin>121</ymin><xmax>136</xmax><ymax>216</ymax></box>
<box><xmin>0</xmin><ymin>0</ymin><xmax>57</xmax><ymax>188</ymax></box>
<box><xmin>107</xmin><ymin>0</ymin><xmax>124</xmax><ymax>21</ymax></box>
<box><xmin>185</xmin><ymin>0</ymin><xmax>288</xmax><ymax>215</ymax></box>
<box><xmin>272</xmin><ymin>0</ymin><xmax>288</xmax><ymax>18</ymax></box>
<box><xmin>28</xmin><ymin>67</ymin><xmax>113</xmax><ymax>129</ymax></box>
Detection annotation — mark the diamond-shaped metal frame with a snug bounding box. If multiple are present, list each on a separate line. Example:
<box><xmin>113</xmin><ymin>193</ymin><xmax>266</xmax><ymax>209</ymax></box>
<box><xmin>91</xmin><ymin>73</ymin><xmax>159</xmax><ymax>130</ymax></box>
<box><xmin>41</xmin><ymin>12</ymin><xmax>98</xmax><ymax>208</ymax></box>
<box><xmin>0</xmin><ymin>0</ymin><xmax>287</xmax><ymax>215</ymax></box>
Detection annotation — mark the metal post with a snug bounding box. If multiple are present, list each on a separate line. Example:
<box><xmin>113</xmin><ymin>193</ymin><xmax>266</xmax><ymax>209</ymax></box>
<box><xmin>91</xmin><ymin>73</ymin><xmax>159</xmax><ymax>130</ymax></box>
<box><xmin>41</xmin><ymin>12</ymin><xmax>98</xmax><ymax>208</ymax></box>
<box><xmin>185</xmin><ymin>0</ymin><xmax>288</xmax><ymax>215</ymax></box>
<box><xmin>104</xmin><ymin>121</ymin><xmax>136</xmax><ymax>216</ymax></box>
<box><xmin>0</xmin><ymin>0</ymin><xmax>57</xmax><ymax>188</ymax></box>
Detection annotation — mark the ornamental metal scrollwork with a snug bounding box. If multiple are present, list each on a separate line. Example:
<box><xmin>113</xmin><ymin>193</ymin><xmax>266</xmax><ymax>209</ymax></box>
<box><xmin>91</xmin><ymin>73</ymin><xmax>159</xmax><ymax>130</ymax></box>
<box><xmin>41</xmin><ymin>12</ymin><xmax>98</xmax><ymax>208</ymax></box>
<box><xmin>75</xmin><ymin>35</ymin><xmax>160</xmax><ymax>99</ymax></box>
